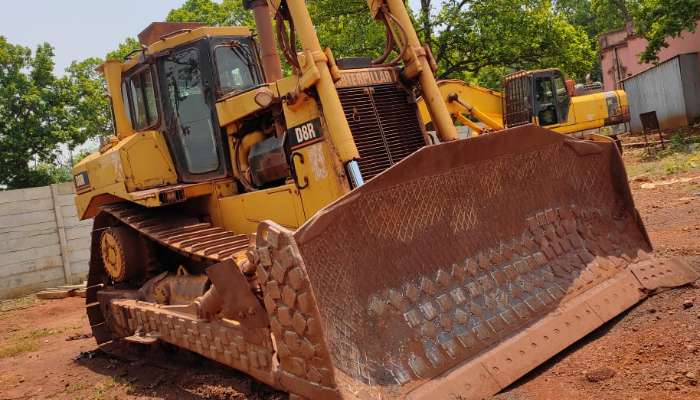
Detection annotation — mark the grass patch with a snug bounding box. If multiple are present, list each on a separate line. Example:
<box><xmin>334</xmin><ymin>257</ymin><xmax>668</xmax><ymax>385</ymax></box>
<box><xmin>627</xmin><ymin>133</ymin><xmax>700</xmax><ymax>178</ymax></box>
<box><xmin>65</xmin><ymin>382</ymin><xmax>87</xmax><ymax>394</ymax></box>
<box><xmin>92</xmin><ymin>377</ymin><xmax>123</xmax><ymax>400</ymax></box>
<box><xmin>0</xmin><ymin>295</ymin><xmax>41</xmax><ymax>314</ymax></box>
<box><xmin>0</xmin><ymin>328</ymin><xmax>63</xmax><ymax>359</ymax></box>
<box><xmin>0</xmin><ymin>339</ymin><xmax>39</xmax><ymax>359</ymax></box>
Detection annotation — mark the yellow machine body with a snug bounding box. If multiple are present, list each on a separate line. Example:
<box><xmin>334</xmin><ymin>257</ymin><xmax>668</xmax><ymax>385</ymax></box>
<box><xmin>73</xmin><ymin>2</ymin><xmax>694</xmax><ymax>400</ymax></box>
<box><xmin>418</xmin><ymin>75</ymin><xmax>630</xmax><ymax>136</ymax></box>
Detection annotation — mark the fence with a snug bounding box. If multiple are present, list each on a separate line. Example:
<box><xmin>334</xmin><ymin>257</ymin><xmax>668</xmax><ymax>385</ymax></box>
<box><xmin>0</xmin><ymin>182</ymin><xmax>92</xmax><ymax>299</ymax></box>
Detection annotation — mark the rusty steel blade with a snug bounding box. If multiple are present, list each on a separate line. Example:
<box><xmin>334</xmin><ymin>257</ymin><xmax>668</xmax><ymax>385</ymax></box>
<box><xmin>252</xmin><ymin>124</ymin><xmax>698</xmax><ymax>399</ymax></box>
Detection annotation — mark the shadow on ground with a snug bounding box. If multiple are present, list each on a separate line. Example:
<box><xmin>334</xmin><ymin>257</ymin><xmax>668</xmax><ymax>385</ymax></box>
<box><xmin>75</xmin><ymin>341</ymin><xmax>286</xmax><ymax>400</ymax></box>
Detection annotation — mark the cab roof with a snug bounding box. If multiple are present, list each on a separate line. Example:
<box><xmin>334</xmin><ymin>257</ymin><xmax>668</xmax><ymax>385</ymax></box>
<box><xmin>117</xmin><ymin>23</ymin><xmax>252</xmax><ymax>72</ymax></box>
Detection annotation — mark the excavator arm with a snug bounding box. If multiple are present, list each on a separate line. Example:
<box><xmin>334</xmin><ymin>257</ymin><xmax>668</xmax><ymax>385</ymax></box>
<box><xmin>418</xmin><ymin>80</ymin><xmax>505</xmax><ymax>135</ymax></box>
<box><xmin>419</xmin><ymin>77</ymin><xmax>630</xmax><ymax>138</ymax></box>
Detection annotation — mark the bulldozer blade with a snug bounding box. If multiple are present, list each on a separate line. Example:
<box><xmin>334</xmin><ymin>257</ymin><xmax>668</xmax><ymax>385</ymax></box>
<box><xmin>250</xmin><ymin>124</ymin><xmax>698</xmax><ymax>400</ymax></box>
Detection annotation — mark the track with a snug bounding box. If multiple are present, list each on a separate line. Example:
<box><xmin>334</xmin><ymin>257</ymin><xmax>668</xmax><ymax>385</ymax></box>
<box><xmin>100</xmin><ymin>203</ymin><xmax>252</xmax><ymax>264</ymax></box>
<box><xmin>86</xmin><ymin>203</ymin><xmax>256</xmax><ymax>344</ymax></box>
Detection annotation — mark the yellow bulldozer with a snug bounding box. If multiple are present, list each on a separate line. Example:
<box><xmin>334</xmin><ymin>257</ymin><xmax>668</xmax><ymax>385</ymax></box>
<box><xmin>73</xmin><ymin>1</ymin><xmax>696</xmax><ymax>399</ymax></box>
<box><xmin>418</xmin><ymin>71</ymin><xmax>630</xmax><ymax>137</ymax></box>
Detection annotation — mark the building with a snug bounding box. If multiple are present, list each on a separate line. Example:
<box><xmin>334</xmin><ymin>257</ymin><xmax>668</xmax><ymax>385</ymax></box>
<box><xmin>599</xmin><ymin>21</ymin><xmax>700</xmax><ymax>91</ymax></box>
<box><xmin>621</xmin><ymin>53</ymin><xmax>700</xmax><ymax>133</ymax></box>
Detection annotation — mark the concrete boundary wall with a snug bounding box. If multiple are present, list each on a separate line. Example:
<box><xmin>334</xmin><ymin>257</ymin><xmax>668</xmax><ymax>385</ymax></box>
<box><xmin>0</xmin><ymin>182</ymin><xmax>92</xmax><ymax>299</ymax></box>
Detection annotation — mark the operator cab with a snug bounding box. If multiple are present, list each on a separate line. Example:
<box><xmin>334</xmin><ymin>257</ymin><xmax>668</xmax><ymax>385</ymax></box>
<box><xmin>120</xmin><ymin>23</ymin><xmax>264</xmax><ymax>183</ymax></box>
<box><xmin>503</xmin><ymin>69</ymin><xmax>572</xmax><ymax>128</ymax></box>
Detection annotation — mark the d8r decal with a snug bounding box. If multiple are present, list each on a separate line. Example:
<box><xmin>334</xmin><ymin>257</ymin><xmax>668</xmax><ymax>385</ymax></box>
<box><xmin>288</xmin><ymin>118</ymin><xmax>323</xmax><ymax>149</ymax></box>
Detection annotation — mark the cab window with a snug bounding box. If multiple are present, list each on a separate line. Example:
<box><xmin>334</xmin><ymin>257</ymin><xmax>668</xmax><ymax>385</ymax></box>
<box><xmin>162</xmin><ymin>46</ymin><xmax>220</xmax><ymax>175</ymax></box>
<box><xmin>120</xmin><ymin>82</ymin><xmax>133</xmax><ymax>127</ymax></box>
<box><xmin>535</xmin><ymin>77</ymin><xmax>557</xmax><ymax>125</ymax></box>
<box><xmin>213</xmin><ymin>40</ymin><xmax>263</xmax><ymax>96</ymax></box>
<box><xmin>124</xmin><ymin>67</ymin><xmax>159</xmax><ymax>130</ymax></box>
<box><xmin>553</xmin><ymin>75</ymin><xmax>570</xmax><ymax>120</ymax></box>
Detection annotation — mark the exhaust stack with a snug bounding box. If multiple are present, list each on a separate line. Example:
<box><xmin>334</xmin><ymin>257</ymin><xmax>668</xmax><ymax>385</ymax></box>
<box><xmin>245</xmin><ymin>0</ymin><xmax>283</xmax><ymax>82</ymax></box>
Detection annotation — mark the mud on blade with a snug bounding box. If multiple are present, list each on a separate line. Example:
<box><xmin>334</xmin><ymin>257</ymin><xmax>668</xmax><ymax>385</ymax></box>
<box><xmin>251</xmin><ymin>124</ymin><xmax>697</xmax><ymax>399</ymax></box>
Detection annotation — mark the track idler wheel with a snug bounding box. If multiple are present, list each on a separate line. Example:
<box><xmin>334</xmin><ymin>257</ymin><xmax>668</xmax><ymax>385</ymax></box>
<box><xmin>100</xmin><ymin>226</ymin><xmax>146</xmax><ymax>282</ymax></box>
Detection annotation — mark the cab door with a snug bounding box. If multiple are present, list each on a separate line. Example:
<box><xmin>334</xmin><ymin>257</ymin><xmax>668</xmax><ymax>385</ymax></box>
<box><xmin>532</xmin><ymin>70</ymin><xmax>571</xmax><ymax>126</ymax></box>
<box><xmin>159</xmin><ymin>40</ymin><xmax>228</xmax><ymax>182</ymax></box>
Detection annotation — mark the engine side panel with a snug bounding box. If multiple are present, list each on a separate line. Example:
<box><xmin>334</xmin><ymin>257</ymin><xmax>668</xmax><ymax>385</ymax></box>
<box><xmin>73</xmin><ymin>130</ymin><xmax>178</xmax><ymax>219</ymax></box>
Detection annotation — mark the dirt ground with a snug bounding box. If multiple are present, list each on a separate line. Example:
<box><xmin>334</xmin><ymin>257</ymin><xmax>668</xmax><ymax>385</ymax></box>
<box><xmin>1</xmin><ymin>151</ymin><xmax>699</xmax><ymax>400</ymax></box>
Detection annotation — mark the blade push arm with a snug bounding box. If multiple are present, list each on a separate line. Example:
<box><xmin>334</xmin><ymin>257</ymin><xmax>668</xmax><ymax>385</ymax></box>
<box><xmin>271</xmin><ymin>0</ymin><xmax>459</xmax><ymax>144</ymax></box>
<box><xmin>367</xmin><ymin>0</ymin><xmax>458</xmax><ymax>142</ymax></box>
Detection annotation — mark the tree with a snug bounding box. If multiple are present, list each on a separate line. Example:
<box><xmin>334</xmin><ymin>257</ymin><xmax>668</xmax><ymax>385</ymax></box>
<box><xmin>107</xmin><ymin>37</ymin><xmax>142</xmax><ymax>61</ymax></box>
<box><xmin>557</xmin><ymin>0</ymin><xmax>627</xmax><ymax>39</ymax></box>
<box><xmin>0</xmin><ymin>38</ymin><xmax>106</xmax><ymax>189</ymax></box>
<box><xmin>632</xmin><ymin>0</ymin><xmax>700</xmax><ymax>63</ymax></box>
<box><xmin>107</xmin><ymin>0</ymin><xmax>255</xmax><ymax>63</ymax></box>
<box><xmin>429</xmin><ymin>0</ymin><xmax>595</xmax><ymax>85</ymax></box>
<box><xmin>60</xmin><ymin>58</ymin><xmax>113</xmax><ymax>145</ymax></box>
<box><xmin>307</xmin><ymin>0</ymin><xmax>386</xmax><ymax>60</ymax></box>
<box><xmin>308</xmin><ymin>0</ymin><xmax>595</xmax><ymax>85</ymax></box>
<box><xmin>590</xmin><ymin>0</ymin><xmax>700</xmax><ymax>63</ymax></box>
<box><xmin>166</xmin><ymin>0</ymin><xmax>252</xmax><ymax>26</ymax></box>
<box><xmin>551</xmin><ymin>0</ymin><xmax>628</xmax><ymax>81</ymax></box>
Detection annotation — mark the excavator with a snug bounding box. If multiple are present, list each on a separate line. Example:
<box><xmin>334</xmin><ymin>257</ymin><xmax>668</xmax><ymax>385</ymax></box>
<box><xmin>418</xmin><ymin>70</ymin><xmax>630</xmax><ymax>137</ymax></box>
<box><xmin>73</xmin><ymin>0</ymin><xmax>697</xmax><ymax>399</ymax></box>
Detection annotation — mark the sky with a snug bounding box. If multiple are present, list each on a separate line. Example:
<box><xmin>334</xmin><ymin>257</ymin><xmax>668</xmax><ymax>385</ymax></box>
<box><xmin>1</xmin><ymin>1</ymin><xmax>427</xmax><ymax>74</ymax></box>
<box><xmin>0</xmin><ymin>0</ymin><xmax>426</xmax><ymax>74</ymax></box>
<box><xmin>0</xmin><ymin>0</ymin><xmax>188</xmax><ymax>73</ymax></box>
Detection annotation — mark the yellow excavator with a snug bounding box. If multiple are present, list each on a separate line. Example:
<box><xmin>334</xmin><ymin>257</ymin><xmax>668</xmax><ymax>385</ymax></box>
<box><xmin>73</xmin><ymin>1</ymin><xmax>696</xmax><ymax>399</ymax></box>
<box><xmin>418</xmin><ymin>71</ymin><xmax>630</xmax><ymax>137</ymax></box>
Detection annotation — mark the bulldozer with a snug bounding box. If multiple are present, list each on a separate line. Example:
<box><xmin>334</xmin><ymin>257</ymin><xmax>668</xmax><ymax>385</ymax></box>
<box><xmin>418</xmin><ymin>70</ymin><xmax>630</xmax><ymax>137</ymax></box>
<box><xmin>73</xmin><ymin>0</ymin><xmax>697</xmax><ymax>399</ymax></box>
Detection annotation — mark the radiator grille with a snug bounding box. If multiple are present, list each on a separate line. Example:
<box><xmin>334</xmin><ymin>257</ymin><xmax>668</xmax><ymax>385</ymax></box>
<box><xmin>337</xmin><ymin>84</ymin><xmax>426</xmax><ymax>181</ymax></box>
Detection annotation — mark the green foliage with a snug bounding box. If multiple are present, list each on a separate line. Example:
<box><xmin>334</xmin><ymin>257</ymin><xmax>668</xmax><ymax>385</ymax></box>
<box><xmin>554</xmin><ymin>0</ymin><xmax>629</xmax><ymax>81</ymax></box>
<box><xmin>106</xmin><ymin>37</ymin><xmax>141</xmax><ymax>61</ymax></box>
<box><xmin>589</xmin><ymin>0</ymin><xmax>700</xmax><ymax>64</ymax></box>
<box><xmin>432</xmin><ymin>0</ymin><xmax>595</xmax><ymax>83</ymax></box>
<box><xmin>0</xmin><ymin>38</ymin><xmax>108</xmax><ymax>189</ymax></box>
<box><xmin>307</xmin><ymin>0</ymin><xmax>386</xmax><ymax>60</ymax></box>
<box><xmin>558</xmin><ymin>0</ymin><xmax>627</xmax><ymax>39</ymax></box>
<box><xmin>166</xmin><ymin>0</ymin><xmax>252</xmax><ymax>26</ymax></box>
<box><xmin>60</xmin><ymin>58</ymin><xmax>113</xmax><ymax>144</ymax></box>
<box><xmin>632</xmin><ymin>0</ymin><xmax>700</xmax><ymax>63</ymax></box>
<box><xmin>590</xmin><ymin>0</ymin><xmax>633</xmax><ymax>31</ymax></box>
<box><xmin>279</xmin><ymin>0</ymin><xmax>597</xmax><ymax>86</ymax></box>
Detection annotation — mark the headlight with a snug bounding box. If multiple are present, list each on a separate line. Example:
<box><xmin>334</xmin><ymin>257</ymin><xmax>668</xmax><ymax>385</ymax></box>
<box><xmin>605</xmin><ymin>93</ymin><xmax>620</xmax><ymax>117</ymax></box>
<box><xmin>603</xmin><ymin>93</ymin><xmax>629</xmax><ymax>125</ymax></box>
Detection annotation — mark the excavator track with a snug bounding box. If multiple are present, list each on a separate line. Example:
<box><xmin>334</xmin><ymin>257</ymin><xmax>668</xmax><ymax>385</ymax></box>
<box><xmin>100</xmin><ymin>203</ymin><xmax>252</xmax><ymax>264</ymax></box>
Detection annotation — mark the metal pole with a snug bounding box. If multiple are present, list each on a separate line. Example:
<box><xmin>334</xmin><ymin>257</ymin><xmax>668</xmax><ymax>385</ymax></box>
<box><xmin>385</xmin><ymin>0</ymin><xmax>458</xmax><ymax>142</ymax></box>
<box><xmin>246</xmin><ymin>0</ymin><xmax>283</xmax><ymax>83</ymax></box>
<box><xmin>285</xmin><ymin>0</ymin><xmax>360</xmax><ymax>163</ymax></box>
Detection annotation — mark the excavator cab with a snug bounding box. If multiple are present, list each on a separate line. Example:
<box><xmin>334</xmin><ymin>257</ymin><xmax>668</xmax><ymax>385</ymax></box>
<box><xmin>503</xmin><ymin>69</ymin><xmax>571</xmax><ymax>128</ymax></box>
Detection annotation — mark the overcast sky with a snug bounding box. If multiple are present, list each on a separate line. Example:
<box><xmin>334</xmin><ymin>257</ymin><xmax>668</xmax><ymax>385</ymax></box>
<box><xmin>1</xmin><ymin>0</ymin><xmax>425</xmax><ymax>74</ymax></box>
